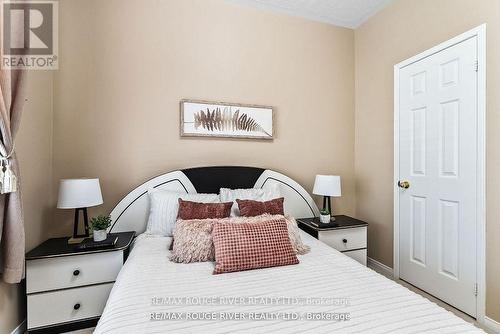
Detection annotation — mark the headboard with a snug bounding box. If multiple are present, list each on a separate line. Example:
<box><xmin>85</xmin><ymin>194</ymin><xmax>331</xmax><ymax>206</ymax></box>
<box><xmin>109</xmin><ymin>166</ymin><xmax>319</xmax><ymax>234</ymax></box>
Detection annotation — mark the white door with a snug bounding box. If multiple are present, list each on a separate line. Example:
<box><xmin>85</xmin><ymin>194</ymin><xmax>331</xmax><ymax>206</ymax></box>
<box><xmin>398</xmin><ymin>36</ymin><xmax>478</xmax><ymax>317</ymax></box>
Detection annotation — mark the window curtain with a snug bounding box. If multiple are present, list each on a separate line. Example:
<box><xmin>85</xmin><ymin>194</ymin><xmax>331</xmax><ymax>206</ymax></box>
<box><xmin>0</xmin><ymin>0</ymin><xmax>28</xmax><ymax>283</ymax></box>
<box><xmin>0</xmin><ymin>68</ymin><xmax>27</xmax><ymax>283</ymax></box>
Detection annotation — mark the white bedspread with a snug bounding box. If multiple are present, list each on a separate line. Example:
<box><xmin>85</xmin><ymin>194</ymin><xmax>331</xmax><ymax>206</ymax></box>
<box><xmin>94</xmin><ymin>232</ymin><xmax>483</xmax><ymax>333</ymax></box>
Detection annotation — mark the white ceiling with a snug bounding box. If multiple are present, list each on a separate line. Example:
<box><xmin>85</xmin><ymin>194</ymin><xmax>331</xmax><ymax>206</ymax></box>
<box><xmin>227</xmin><ymin>0</ymin><xmax>393</xmax><ymax>28</ymax></box>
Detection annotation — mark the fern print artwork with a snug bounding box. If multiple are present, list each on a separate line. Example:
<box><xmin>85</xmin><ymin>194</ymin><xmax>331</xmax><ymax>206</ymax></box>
<box><xmin>180</xmin><ymin>100</ymin><xmax>273</xmax><ymax>140</ymax></box>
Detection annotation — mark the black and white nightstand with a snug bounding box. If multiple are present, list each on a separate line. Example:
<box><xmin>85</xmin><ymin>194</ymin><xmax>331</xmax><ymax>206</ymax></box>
<box><xmin>297</xmin><ymin>216</ymin><xmax>368</xmax><ymax>265</ymax></box>
<box><xmin>25</xmin><ymin>231</ymin><xmax>134</xmax><ymax>334</ymax></box>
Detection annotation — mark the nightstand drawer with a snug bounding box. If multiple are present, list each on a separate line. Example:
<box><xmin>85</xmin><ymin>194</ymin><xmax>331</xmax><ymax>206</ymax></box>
<box><xmin>318</xmin><ymin>227</ymin><xmax>367</xmax><ymax>251</ymax></box>
<box><xmin>343</xmin><ymin>249</ymin><xmax>367</xmax><ymax>266</ymax></box>
<box><xmin>27</xmin><ymin>283</ymin><xmax>113</xmax><ymax>329</ymax></box>
<box><xmin>27</xmin><ymin>251</ymin><xmax>123</xmax><ymax>293</ymax></box>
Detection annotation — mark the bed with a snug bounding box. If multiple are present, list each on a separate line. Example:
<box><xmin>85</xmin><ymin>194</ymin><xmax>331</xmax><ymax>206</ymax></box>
<box><xmin>95</xmin><ymin>166</ymin><xmax>483</xmax><ymax>333</ymax></box>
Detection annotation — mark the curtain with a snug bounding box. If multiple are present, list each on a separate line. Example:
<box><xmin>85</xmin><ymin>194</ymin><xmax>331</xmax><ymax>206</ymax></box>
<box><xmin>0</xmin><ymin>0</ymin><xmax>28</xmax><ymax>284</ymax></box>
<box><xmin>0</xmin><ymin>68</ymin><xmax>27</xmax><ymax>283</ymax></box>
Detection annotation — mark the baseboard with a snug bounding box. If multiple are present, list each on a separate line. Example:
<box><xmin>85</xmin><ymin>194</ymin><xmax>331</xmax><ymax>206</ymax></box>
<box><xmin>367</xmin><ymin>257</ymin><xmax>393</xmax><ymax>277</ymax></box>
<box><xmin>365</xmin><ymin>257</ymin><xmax>499</xmax><ymax>333</ymax></box>
<box><xmin>484</xmin><ymin>316</ymin><xmax>500</xmax><ymax>333</ymax></box>
<box><xmin>11</xmin><ymin>320</ymin><xmax>26</xmax><ymax>334</ymax></box>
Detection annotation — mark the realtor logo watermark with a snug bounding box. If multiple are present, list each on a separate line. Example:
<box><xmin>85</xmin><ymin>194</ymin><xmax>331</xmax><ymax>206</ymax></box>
<box><xmin>1</xmin><ymin>0</ymin><xmax>58</xmax><ymax>69</ymax></box>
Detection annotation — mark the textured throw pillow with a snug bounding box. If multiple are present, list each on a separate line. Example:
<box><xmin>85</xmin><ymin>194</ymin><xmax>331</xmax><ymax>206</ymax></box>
<box><xmin>177</xmin><ymin>199</ymin><xmax>232</xmax><ymax>220</ymax></box>
<box><xmin>170</xmin><ymin>219</ymin><xmax>216</xmax><ymax>263</ymax></box>
<box><xmin>220</xmin><ymin>184</ymin><xmax>280</xmax><ymax>216</ymax></box>
<box><xmin>146</xmin><ymin>189</ymin><xmax>219</xmax><ymax>236</ymax></box>
<box><xmin>212</xmin><ymin>220</ymin><xmax>299</xmax><ymax>274</ymax></box>
<box><xmin>236</xmin><ymin>198</ymin><xmax>284</xmax><ymax>217</ymax></box>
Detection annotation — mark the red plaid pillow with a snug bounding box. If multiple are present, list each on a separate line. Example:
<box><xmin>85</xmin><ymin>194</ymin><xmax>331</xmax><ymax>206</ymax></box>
<box><xmin>212</xmin><ymin>220</ymin><xmax>299</xmax><ymax>274</ymax></box>
<box><xmin>177</xmin><ymin>199</ymin><xmax>232</xmax><ymax>220</ymax></box>
<box><xmin>236</xmin><ymin>197</ymin><xmax>284</xmax><ymax>216</ymax></box>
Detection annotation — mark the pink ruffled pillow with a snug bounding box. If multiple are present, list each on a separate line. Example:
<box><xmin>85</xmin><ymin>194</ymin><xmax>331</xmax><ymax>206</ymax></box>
<box><xmin>169</xmin><ymin>219</ymin><xmax>216</xmax><ymax>263</ymax></box>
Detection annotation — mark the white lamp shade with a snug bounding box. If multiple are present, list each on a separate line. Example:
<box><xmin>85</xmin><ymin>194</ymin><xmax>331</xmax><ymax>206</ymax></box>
<box><xmin>313</xmin><ymin>175</ymin><xmax>341</xmax><ymax>197</ymax></box>
<box><xmin>57</xmin><ymin>178</ymin><xmax>103</xmax><ymax>209</ymax></box>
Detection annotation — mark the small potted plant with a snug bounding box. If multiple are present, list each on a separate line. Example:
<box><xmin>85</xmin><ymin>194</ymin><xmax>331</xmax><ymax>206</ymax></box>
<box><xmin>319</xmin><ymin>209</ymin><xmax>331</xmax><ymax>224</ymax></box>
<box><xmin>90</xmin><ymin>215</ymin><xmax>112</xmax><ymax>242</ymax></box>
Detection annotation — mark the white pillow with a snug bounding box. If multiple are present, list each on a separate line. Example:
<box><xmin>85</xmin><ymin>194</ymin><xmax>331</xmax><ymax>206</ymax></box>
<box><xmin>146</xmin><ymin>189</ymin><xmax>219</xmax><ymax>236</ymax></box>
<box><xmin>219</xmin><ymin>184</ymin><xmax>281</xmax><ymax>216</ymax></box>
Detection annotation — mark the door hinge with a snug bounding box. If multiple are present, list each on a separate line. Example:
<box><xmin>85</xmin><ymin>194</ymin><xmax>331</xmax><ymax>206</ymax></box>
<box><xmin>474</xmin><ymin>60</ymin><xmax>479</xmax><ymax>72</ymax></box>
<box><xmin>474</xmin><ymin>283</ymin><xmax>478</xmax><ymax>297</ymax></box>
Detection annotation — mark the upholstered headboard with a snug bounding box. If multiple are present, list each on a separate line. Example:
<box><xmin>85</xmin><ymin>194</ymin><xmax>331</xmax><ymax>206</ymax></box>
<box><xmin>108</xmin><ymin>166</ymin><xmax>319</xmax><ymax>234</ymax></box>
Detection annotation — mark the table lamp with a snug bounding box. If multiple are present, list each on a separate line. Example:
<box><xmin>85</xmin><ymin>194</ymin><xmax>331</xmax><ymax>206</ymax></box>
<box><xmin>313</xmin><ymin>175</ymin><xmax>341</xmax><ymax>221</ymax></box>
<box><xmin>57</xmin><ymin>178</ymin><xmax>103</xmax><ymax>244</ymax></box>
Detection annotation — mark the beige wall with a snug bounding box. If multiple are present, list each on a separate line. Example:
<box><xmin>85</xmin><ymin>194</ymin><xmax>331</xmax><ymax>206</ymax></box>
<box><xmin>0</xmin><ymin>71</ymin><xmax>53</xmax><ymax>334</ymax></box>
<box><xmin>51</xmin><ymin>0</ymin><xmax>356</xmax><ymax>232</ymax></box>
<box><xmin>355</xmin><ymin>0</ymin><xmax>500</xmax><ymax>321</ymax></box>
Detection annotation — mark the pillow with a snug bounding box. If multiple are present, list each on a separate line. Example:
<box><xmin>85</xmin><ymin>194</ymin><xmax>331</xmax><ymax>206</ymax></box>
<box><xmin>169</xmin><ymin>215</ymin><xmax>309</xmax><ymax>264</ymax></box>
<box><xmin>146</xmin><ymin>189</ymin><xmax>219</xmax><ymax>236</ymax></box>
<box><xmin>169</xmin><ymin>219</ymin><xmax>215</xmax><ymax>263</ymax></box>
<box><xmin>212</xmin><ymin>220</ymin><xmax>299</xmax><ymax>274</ymax></box>
<box><xmin>236</xmin><ymin>198</ymin><xmax>284</xmax><ymax>217</ymax></box>
<box><xmin>220</xmin><ymin>184</ymin><xmax>280</xmax><ymax>216</ymax></box>
<box><xmin>266</xmin><ymin>214</ymin><xmax>310</xmax><ymax>255</ymax></box>
<box><xmin>177</xmin><ymin>199</ymin><xmax>232</xmax><ymax>220</ymax></box>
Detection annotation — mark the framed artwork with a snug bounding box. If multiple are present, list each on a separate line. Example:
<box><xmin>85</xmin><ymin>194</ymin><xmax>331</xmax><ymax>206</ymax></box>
<box><xmin>180</xmin><ymin>99</ymin><xmax>274</xmax><ymax>140</ymax></box>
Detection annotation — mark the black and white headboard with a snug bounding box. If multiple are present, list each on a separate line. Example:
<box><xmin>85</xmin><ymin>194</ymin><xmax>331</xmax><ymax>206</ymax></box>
<box><xmin>109</xmin><ymin>166</ymin><xmax>319</xmax><ymax>234</ymax></box>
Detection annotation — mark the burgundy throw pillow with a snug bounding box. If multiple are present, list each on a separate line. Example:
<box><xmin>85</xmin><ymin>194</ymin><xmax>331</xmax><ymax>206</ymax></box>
<box><xmin>236</xmin><ymin>197</ymin><xmax>284</xmax><ymax>217</ymax></box>
<box><xmin>212</xmin><ymin>220</ymin><xmax>299</xmax><ymax>274</ymax></box>
<box><xmin>177</xmin><ymin>199</ymin><xmax>232</xmax><ymax>220</ymax></box>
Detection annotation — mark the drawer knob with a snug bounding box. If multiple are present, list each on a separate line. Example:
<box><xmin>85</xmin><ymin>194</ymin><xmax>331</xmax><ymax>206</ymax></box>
<box><xmin>73</xmin><ymin>303</ymin><xmax>81</xmax><ymax>310</ymax></box>
<box><xmin>73</xmin><ymin>269</ymin><xmax>80</xmax><ymax>276</ymax></box>
<box><xmin>342</xmin><ymin>238</ymin><xmax>347</xmax><ymax>244</ymax></box>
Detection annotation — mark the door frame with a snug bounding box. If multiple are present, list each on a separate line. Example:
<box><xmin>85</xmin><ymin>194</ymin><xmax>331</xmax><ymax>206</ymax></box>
<box><xmin>393</xmin><ymin>24</ymin><xmax>486</xmax><ymax>321</ymax></box>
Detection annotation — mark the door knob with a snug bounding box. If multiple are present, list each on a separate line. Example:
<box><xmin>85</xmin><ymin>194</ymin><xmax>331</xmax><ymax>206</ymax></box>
<box><xmin>398</xmin><ymin>180</ymin><xmax>410</xmax><ymax>189</ymax></box>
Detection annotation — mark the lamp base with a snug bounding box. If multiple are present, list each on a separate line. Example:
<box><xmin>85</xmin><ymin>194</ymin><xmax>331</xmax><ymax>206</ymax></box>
<box><xmin>67</xmin><ymin>237</ymin><xmax>86</xmax><ymax>244</ymax></box>
<box><xmin>68</xmin><ymin>208</ymin><xmax>90</xmax><ymax>244</ymax></box>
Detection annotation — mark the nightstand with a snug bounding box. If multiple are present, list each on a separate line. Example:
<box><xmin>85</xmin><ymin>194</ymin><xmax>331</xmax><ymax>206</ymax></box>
<box><xmin>297</xmin><ymin>215</ymin><xmax>368</xmax><ymax>265</ymax></box>
<box><xmin>25</xmin><ymin>231</ymin><xmax>135</xmax><ymax>333</ymax></box>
